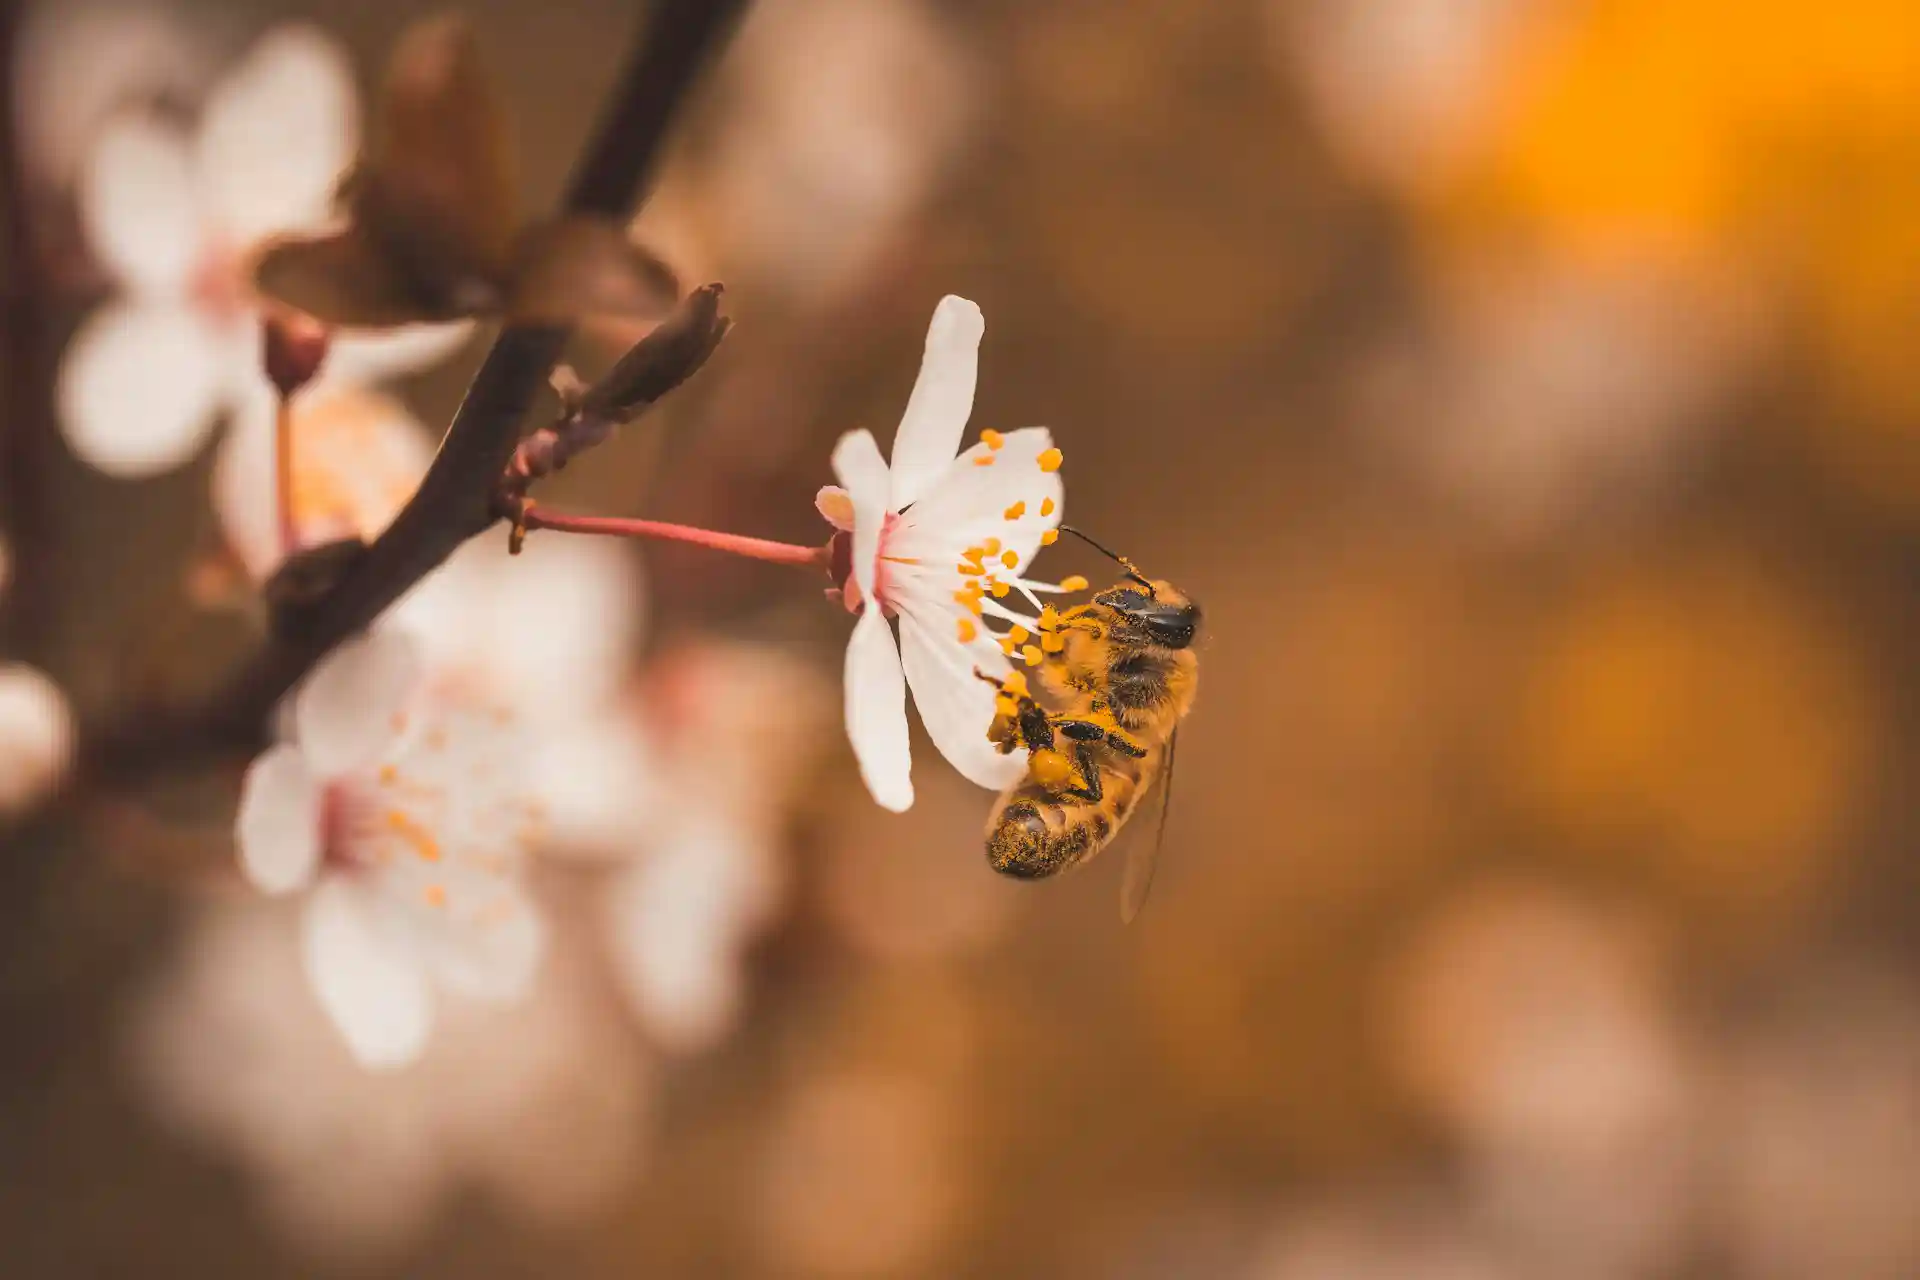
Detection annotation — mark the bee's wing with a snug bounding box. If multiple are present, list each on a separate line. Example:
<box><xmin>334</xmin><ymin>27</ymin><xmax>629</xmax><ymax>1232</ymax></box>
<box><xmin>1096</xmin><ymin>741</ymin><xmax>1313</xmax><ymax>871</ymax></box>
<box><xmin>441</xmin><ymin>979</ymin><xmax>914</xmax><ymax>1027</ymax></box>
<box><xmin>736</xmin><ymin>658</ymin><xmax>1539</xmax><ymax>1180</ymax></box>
<box><xmin>1120</xmin><ymin>727</ymin><xmax>1177</xmax><ymax>924</ymax></box>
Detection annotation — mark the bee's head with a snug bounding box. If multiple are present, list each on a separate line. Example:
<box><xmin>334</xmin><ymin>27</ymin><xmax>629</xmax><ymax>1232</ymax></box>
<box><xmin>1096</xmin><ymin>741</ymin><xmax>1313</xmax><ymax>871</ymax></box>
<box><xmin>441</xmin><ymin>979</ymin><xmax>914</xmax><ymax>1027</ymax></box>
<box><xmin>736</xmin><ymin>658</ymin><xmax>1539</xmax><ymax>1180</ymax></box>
<box><xmin>1095</xmin><ymin>579</ymin><xmax>1200</xmax><ymax>650</ymax></box>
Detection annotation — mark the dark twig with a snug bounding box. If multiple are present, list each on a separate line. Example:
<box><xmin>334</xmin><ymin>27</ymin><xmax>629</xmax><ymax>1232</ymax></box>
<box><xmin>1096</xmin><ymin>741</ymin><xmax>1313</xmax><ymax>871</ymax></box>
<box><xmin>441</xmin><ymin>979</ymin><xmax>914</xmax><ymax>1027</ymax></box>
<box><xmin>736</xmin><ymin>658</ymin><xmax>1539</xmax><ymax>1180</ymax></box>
<box><xmin>0</xmin><ymin>0</ymin><xmax>57</xmax><ymax>663</ymax></box>
<box><xmin>88</xmin><ymin>0</ymin><xmax>750</xmax><ymax>779</ymax></box>
<box><xmin>499</xmin><ymin>283</ymin><xmax>732</xmax><ymax>533</ymax></box>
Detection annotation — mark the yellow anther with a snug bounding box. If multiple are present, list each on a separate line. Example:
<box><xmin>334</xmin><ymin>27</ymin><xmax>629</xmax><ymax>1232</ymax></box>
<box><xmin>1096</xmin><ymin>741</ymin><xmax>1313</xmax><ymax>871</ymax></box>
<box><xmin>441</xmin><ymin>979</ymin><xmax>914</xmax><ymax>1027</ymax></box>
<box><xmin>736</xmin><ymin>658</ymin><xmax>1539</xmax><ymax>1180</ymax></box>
<box><xmin>956</xmin><ymin>561</ymin><xmax>985</xmax><ymax>576</ymax></box>
<box><xmin>974</xmin><ymin>454</ymin><xmax>996</xmax><ymax>467</ymax></box>
<box><xmin>962</xmin><ymin>545</ymin><xmax>986</xmax><ymax>565</ymax></box>
<box><xmin>990</xmin><ymin>581</ymin><xmax>1011</xmax><ymax>597</ymax></box>
<box><xmin>1041</xmin><ymin>529</ymin><xmax>1058</xmax><ymax>545</ymax></box>
<box><xmin>1000</xmin><ymin>637</ymin><xmax>1017</xmax><ymax>656</ymax></box>
<box><xmin>1001</xmin><ymin>550</ymin><xmax>1020</xmax><ymax>569</ymax></box>
<box><xmin>1040</xmin><ymin>497</ymin><xmax>1056</xmax><ymax>516</ymax></box>
<box><xmin>981</xmin><ymin>429</ymin><xmax>1005</xmax><ymax>450</ymax></box>
<box><xmin>423</xmin><ymin>884</ymin><xmax>447</xmax><ymax>909</ymax></box>
<box><xmin>1008</xmin><ymin>624</ymin><xmax>1031</xmax><ymax>644</ymax></box>
<box><xmin>1003</xmin><ymin>501</ymin><xmax>1026</xmax><ymax>520</ymax></box>
<box><xmin>1002</xmin><ymin>670</ymin><xmax>1031</xmax><ymax>698</ymax></box>
<box><xmin>1041</xmin><ymin>632</ymin><xmax>1066</xmax><ymax>654</ymax></box>
<box><xmin>982</xmin><ymin>537</ymin><xmax>1001</xmax><ymax>555</ymax></box>
<box><xmin>956</xmin><ymin>617</ymin><xmax>978</xmax><ymax>643</ymax></box>
<box><xmin>386</xmin><ymin>809</ymin><xmax>441</xmax><ymax>862</ymax></box>
<box><xmin>1059</xmin><ymin>574</ymin><xmax>1089</xmax><ymax>592</ymax></box>
<box><xmin>1037</xmin><ymin>447</ymin><xmax>1063</xmax><ymax>472</ymax></box>
<box><xmin>1021</xmin><ymin>643</ymin><xmax>1044</xmax><ymax>665</ymax></box>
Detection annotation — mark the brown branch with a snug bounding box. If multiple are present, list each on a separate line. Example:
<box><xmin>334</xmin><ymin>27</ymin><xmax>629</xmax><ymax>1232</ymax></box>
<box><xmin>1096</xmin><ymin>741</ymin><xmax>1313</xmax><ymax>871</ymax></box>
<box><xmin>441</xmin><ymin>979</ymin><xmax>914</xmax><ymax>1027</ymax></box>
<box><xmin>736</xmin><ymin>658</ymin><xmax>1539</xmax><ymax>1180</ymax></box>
<box><xmin>500</xmin><ymin>282</ymin><xmax>732</xmax><ymax>521</ymax></box>
<box><xmin>87</xmin><ymin>0</ymin><xmax>751</xmax><ymax>782</ymax></box>
<box><xmin>0</xmin><ymin>0</ymin><xmax>57</xmax><ymax>664</ymax></box>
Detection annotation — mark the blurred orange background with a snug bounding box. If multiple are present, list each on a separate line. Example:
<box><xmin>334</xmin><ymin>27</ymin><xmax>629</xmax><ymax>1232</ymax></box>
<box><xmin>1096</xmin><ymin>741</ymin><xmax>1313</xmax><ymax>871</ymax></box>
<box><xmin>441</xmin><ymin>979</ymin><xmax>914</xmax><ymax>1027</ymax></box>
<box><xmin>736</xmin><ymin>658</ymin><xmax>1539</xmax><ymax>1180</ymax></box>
<box><xmin>1</xmin><ymin>0</ymin><xmax>1915</xmax><ymax>1276</ymax></box>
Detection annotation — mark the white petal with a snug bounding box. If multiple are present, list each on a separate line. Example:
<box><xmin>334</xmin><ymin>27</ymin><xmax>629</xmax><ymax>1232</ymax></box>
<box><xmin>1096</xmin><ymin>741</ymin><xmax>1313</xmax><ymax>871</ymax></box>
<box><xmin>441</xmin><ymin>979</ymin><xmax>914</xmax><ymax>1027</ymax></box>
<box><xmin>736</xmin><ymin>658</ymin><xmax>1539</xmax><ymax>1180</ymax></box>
<box><xmin>57</xmin><ymin>300</ymin><xmax>228</xmax><ymax>477</ymax></box>
<box><xmin>321</xmin><ymin>322</ymin><xmax>473</xmax><ymax>385</ymax></box>
<box><xmin>301</xmin><ymin>878</ymin><xmax>433</xmax><ymax>1069</ymax></box>
<box><xmin>844</xmin><ymin>606</ymin><xmax>912</xmax><ymax>812</ymax></box>
<box><xmin>295</xmin><ymin>630</ymin><xmax>419</xmax><ymax>776</ymax></box>
<box><xmin>418</xmin><ymin>883</ymin><xmax>546</xmax><ymax>1004</ymax></box>
<box><xmin>197</xmin><ymin>24</ymin><xmax>359</xmax><ymax>245</ymax></box>
<box><xmin>814</xmin><ymin>485</ymin><xmax>856</xmax><ymax>531</ymax></box>
<box><xmin>234</xmin><ymin>744</ymin><xmax>323</xmax><ymax>894</ymax></box>
<box><xmin>897</xmin><ymin>611</ymin><xmax>1026</xmax><ymax>791</ymax></box>
<box><xmin>888</xmin><ymin>426</ymin><xmax>1063</xmax><ymax>569</ymax></box>
<box><xmin>887</xmin><ymin>295</ymin><xmax>984</xmax><ymax>509</ymax></box>
<box><xmin>830</xmin><ymin>428</ymin><xmax>892</xmax><ymax>602</ymax></box>
<box><xmin>77</xmin><ymin>113</ymin><xmax>204</xmax><ymax>296</ymax></box>
<box><xmin>0</xmin><ymin>664</ymin><xmax>73</xmax><ymax>813</ymax></box>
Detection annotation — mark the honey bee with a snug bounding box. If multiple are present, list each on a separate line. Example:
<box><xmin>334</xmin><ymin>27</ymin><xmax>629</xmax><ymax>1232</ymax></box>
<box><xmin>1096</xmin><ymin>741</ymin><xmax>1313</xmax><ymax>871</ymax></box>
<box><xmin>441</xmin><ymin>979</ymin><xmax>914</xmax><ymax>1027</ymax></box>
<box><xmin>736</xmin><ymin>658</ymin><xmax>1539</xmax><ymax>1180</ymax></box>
<box><xmin>981</xmin><ymin>531</ymin><xmax>1200</xmax><ymax>921</ymax></box>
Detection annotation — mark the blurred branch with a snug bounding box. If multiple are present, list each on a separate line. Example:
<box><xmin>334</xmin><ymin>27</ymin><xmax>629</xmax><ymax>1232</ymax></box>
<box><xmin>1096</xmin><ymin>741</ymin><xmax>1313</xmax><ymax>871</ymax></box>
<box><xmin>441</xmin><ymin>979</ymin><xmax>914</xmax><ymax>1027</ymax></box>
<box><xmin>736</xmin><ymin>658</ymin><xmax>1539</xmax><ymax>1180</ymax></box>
<box><xmin>0</xmin><ymin>0</ymin><xmax>57</xmax><ymax>662</ymax></box>
<box><xmin>87</xmin><ymin>0</ymin><xmax>750</xmax><ymax>782</ymax></box>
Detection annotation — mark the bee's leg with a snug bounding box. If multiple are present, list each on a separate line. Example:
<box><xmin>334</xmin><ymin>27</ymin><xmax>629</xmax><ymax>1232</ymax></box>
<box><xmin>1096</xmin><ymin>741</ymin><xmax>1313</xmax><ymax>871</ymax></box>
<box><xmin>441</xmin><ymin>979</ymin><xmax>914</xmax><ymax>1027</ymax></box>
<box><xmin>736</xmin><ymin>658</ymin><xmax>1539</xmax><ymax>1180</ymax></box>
<box><xmin>1055</xmin><ymin>717</ymin><xmax>1147</xmax><ymax>759</ymax></box>
<box><xmin>1059</xmin><ymin>743</ymin><xmax>1104</xmax><ymax>804</ymax></box>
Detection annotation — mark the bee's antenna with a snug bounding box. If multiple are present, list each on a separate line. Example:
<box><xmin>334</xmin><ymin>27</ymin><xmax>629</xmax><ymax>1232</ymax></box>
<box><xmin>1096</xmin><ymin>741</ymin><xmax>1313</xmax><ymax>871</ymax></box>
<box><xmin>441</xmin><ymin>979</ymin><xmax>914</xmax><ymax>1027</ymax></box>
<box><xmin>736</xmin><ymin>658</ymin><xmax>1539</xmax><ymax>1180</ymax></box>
<box><xmin>1057</xmin><ymin>525</ymin><xmax>1151</xmax><ymax>588</ymax></box>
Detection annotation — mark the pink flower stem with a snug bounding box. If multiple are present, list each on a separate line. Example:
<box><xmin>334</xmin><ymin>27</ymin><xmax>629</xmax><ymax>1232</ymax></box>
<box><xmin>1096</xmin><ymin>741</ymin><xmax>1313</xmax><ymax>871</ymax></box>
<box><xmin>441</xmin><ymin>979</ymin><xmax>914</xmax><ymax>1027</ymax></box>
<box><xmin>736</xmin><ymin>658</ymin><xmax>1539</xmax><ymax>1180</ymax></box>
<box><xmin>519</xmin><ymin>503</ymin><xmax>828</xmax><ymax>568</ymax></box>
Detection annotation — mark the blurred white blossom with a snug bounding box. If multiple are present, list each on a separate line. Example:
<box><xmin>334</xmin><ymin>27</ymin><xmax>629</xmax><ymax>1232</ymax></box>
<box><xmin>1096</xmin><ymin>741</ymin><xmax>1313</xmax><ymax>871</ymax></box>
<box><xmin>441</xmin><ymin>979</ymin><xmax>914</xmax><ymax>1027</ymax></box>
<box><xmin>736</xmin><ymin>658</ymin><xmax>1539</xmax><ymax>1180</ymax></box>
<box><xmin>821</xmin><ymin>295</ymin><xmax>1067</xmax><ymax>811</ymax></box>
<box><xmin>0</xmin><ymin>663</ymin><xmax>74</xmax><ymax>814</ymax></box>
<box><xmin>234</xmin><ymin>630</ymin><xmax>545</xmax><ymax>1067</ymax></box>
<box><xmin>213</xmin><ymin>385</ymin><xmax>435</xmax><ymax>580</ymax></box>
<box><xmin>128</xmin><ymin>892</ymin><xmax>648</xmax><ymax>1261</ymax></box>
<box><xmin>56</xmin><ymin>24</ymin><xmax>466</xmax><ymax>478</ymax></box>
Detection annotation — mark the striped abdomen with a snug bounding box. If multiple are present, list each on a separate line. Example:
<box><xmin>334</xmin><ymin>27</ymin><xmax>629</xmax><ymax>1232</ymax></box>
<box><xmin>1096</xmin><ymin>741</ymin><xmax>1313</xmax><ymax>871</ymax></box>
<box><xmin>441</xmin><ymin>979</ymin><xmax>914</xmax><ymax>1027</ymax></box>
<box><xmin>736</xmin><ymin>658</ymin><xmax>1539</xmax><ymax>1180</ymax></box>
<box><xmin>984</xmin><ymin>749</ymin><xmax>1156</xmax><ymax>880</ymax></box>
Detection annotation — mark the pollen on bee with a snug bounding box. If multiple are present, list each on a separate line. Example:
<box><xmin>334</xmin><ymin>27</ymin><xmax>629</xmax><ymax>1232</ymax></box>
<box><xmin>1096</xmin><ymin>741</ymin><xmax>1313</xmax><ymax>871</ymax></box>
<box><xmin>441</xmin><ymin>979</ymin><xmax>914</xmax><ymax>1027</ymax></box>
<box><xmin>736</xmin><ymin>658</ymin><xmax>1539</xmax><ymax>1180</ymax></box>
<box><xmin>1059</xmin><ymin>574</ymin><xmax>1089</xmax><ymax>592</ymax></box>
<box><xmin>1021</xmin><ymin>643</ymin><xmax>1044</xmax><ymax>665</ymax></box>
<box><xmin>1037</xmin><ymin>447</ymin><xmax>1063</xmax><ymax>472</ymax></box>
<box><xmin>1000</xmin><ymin>550</ymin><xmax>1020</xmax><ymax>569</ymax></box>
<box><xmin>981</xmin><ymin>429</ymin><xmax>1005</xmax><ymax>450</ymax></box>
<box><xmin>1003</xmin><ymin>500</ymin><xmax>1026</xmax><ymax>520</ymax></box>
<box><xmin>994</xmin><ymin>695</ymin><xmax>1017</xmax><ymax>718</ymax></box>
<box><xmin>1041</xmin><ymin>529</ymin><xmax>1059</xmax><ymax>545</ymax></box>
<box><xmin>1038</xmin><ymin>604</ymin><xmax>1062</xmax><ymax>630</ymax></box>
<box><xmin>956</xmin><ymin>617</ymin><xmax>978</xmax><ymax>643</ymax></box>
<box><xmin>1040</xmin><ymin>497</ymin><xmax>1056</xmax><ymax>516</ymax></box>
<box><xmin>1042</xmin><ymin>632</ymin><xmax>1067</xmax><ymax>654</ymax></box>
<box><xmin>1002</xmin><ymin>670</ymin><xmax>1031</xmax><ymax>698</ymax></box>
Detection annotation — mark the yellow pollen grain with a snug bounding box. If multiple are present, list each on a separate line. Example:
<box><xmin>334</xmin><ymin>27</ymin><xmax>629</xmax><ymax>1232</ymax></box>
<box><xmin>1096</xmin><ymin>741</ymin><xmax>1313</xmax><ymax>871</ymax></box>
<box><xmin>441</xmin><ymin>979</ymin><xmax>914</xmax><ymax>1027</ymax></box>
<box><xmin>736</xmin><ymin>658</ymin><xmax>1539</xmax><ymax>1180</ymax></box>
<box><xmin>1021</xmin><ymin>643</ymin><xmax>1044</xmax><ymax>666</ymax></box>
<box><xmin>386</xmin><ymin>809</ymin><xmax>441</xmax><ymax>862</ymax></box>
<box><xmin>423</xmin><ymin>884</ymin><xmax>447</xmax><ymax>909</ymax></box>
<box><xmin>991</xmin><ymin>582</ymin><xmax>1011</xmax><ymax>597</ymax></box>
<box><xmin>1041</xmin><ymin>529</ymin><xmax>1058</xmax><ymax>545</ymax></box>
<box><xmin>1037</xmin><ymin>447</ymin><xmax>1063</xmax><ymax>472</ymax></box>
<box><xmin>1003</xmin><ymin>501</ymin><xmax>1026</xmax><ymax>520</ymax></box>
<box><xmin>956</xmin><ymin>617</ymin><xmax>978</xmax><ymax>643</ymax></box>
<box><xmin>1040</xmin><ymin>497</ymin><xmax>1056</xmax><ymax>516</ymax></box>
<box><xmin>1060</xmin><ymin>574</ymin><xmax>1089</xmax><ymax>592</ymax></box>
<box><xmin>980</xmin><ymin>429</ymin><xmax>1005</xmax><ymax>450</ymax></box>
<box><xmin>1008</xmin><ymin>624</ymin><xmax>1031</xmax><ymax>644</ymax></box>
<box><xmin>1001</xmin><ymin>550</ymin><xmax>1020</xmax><ymax>569</ymax></box>
<box><xmin>1042</xmin><ymin>632</ymin><xmax>1066</xmax><ymax>654</ymax></box>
